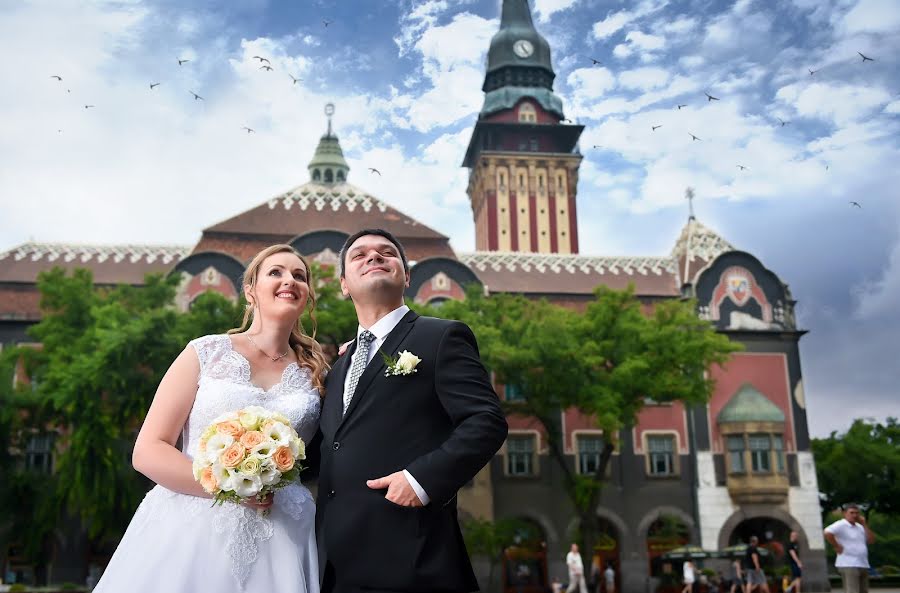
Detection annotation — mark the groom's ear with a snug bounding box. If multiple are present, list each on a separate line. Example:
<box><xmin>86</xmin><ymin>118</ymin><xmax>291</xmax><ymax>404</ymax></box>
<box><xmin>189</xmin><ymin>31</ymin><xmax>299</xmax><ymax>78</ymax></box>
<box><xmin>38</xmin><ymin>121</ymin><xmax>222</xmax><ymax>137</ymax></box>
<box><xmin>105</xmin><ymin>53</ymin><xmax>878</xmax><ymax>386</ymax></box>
<box><xmin>339</xmin><ymin>276</ymin><xmax>350</xmax><ymax>298</ymax></box>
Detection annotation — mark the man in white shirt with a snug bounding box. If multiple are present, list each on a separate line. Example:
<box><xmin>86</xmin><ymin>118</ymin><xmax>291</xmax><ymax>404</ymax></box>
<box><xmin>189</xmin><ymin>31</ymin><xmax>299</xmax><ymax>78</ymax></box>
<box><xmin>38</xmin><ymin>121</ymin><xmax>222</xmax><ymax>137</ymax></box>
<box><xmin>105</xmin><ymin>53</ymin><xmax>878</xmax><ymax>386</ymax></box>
<box><xmin>824</xmin><ymin>503</ymin><xmax>876</xmax><ymax>593</ymax></box>
<box><xmin>566</xmin><ymin>543</ymin><xmax>588</xmax><ymax>593</ymax></box>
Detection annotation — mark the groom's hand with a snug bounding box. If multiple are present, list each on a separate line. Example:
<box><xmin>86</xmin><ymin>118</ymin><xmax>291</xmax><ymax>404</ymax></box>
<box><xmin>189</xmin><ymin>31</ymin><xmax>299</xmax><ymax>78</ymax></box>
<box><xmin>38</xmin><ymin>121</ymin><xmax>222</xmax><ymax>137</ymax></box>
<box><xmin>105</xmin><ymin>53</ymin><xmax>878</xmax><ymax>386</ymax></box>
<box><xmin>366</xmin><ymin>472</ymin><xmax>423</xmax><ymax>507</ymax></box>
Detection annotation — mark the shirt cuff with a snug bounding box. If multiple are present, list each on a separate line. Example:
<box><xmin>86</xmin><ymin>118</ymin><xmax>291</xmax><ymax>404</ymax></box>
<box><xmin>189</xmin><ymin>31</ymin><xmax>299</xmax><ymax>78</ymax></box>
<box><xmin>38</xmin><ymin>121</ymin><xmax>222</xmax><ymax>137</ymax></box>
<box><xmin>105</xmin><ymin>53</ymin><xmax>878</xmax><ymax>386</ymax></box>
<box><xmin>403</xmin><ymin>469</ymin><xmax>430</xmax><ymax>506</ymax></box>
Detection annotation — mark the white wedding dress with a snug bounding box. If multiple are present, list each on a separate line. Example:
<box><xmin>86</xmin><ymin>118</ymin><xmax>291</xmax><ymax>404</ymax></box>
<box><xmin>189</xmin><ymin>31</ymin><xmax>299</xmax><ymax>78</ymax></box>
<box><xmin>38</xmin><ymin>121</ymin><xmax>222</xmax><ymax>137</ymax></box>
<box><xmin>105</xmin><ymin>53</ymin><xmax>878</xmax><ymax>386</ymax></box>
<box><xmin>94</xmin><ymin>334</ymin><xmax>321</xmax><ymax>592</ymax></box>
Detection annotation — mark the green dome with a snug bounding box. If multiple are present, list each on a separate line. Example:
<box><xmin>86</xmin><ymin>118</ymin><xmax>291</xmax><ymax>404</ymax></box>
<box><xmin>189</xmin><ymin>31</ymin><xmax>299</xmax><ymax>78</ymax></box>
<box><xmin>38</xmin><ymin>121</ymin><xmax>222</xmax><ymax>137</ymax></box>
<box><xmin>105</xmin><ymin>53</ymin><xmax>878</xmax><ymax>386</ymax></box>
<box><xmin>717</xmin><ymin>384</ymin><xmax>785</xmax><ymax>423</ymax></box>
<box><xmin>307</xmin><ymin>103</ymin><xmax>349</xmax><ymax>184</ymax></box>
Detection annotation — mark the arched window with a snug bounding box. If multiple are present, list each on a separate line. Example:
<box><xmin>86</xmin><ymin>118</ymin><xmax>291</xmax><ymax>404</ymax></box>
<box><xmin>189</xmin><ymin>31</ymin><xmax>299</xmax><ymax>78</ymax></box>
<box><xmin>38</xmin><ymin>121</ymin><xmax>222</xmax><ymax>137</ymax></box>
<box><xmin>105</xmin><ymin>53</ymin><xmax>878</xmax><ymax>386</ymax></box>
<box><xmin>336</xmin><ymin>170</ymin><xmax>345</xmax><ymax>182</ymax></box>
<box><xmin>324</xmin><ymin>169</ymin><xmax>334</xmax><ymax>183</ymax></box>
<box><xmin>518</xmin><ymin>102</ymin><xmax>537</xmax><ymax>123</ymax></box>
<box><xmin>312</xmin><ymin>169</ymin><xmax>321</xmax><ymax>181</ymax></box>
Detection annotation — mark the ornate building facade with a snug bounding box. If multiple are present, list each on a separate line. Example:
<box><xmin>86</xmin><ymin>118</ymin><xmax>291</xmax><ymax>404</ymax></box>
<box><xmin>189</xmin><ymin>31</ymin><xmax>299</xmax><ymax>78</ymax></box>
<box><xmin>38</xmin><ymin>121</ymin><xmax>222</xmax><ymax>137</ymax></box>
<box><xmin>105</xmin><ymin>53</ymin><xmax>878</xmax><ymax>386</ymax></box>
<box><xmin>0</xmin><ymin>1</ymin><xmax>827</xmax><ymax>590</ymax></box>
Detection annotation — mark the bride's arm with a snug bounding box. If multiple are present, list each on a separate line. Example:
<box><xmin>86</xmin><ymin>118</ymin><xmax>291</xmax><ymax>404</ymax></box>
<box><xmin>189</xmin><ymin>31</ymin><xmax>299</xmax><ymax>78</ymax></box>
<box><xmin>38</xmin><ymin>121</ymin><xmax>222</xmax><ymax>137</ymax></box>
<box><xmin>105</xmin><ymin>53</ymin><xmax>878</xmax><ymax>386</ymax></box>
<box><xmin>132</xmin><ymin>346</ymin><xmax>209</xmax><ymax>497</ymax></box>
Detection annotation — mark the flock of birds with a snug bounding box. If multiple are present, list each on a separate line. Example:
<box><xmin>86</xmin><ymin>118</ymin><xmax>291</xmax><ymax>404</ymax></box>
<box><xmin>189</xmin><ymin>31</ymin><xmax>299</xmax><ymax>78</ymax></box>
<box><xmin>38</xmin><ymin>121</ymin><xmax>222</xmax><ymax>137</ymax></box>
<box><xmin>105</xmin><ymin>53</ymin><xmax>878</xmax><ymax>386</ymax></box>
<box><xmin>584</xmin><ymin>50</ymin><xmax>881</xmax><ymax>209</ymax></box>
<box><xmin>46</xmin><ymin>14</ymin><xmax>882</xmax><ymax>210</ymax></box>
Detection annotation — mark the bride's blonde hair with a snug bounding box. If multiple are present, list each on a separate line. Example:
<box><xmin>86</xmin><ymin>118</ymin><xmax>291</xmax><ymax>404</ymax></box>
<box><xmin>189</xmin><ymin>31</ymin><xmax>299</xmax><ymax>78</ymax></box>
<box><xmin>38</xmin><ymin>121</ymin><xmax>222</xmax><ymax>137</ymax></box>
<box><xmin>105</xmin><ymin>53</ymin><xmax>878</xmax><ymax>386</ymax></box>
<box><xmin>228</xmin><ymin>244</ymin><xmax>329</xmax><ymax>396</ymax></box>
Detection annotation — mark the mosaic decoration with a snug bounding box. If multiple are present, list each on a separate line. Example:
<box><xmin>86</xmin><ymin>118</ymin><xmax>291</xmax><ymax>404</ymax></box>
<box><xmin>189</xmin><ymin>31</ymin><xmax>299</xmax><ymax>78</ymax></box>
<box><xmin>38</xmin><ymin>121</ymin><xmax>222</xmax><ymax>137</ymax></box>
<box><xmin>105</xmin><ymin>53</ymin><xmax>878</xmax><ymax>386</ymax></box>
<box><xmin>0</xmin><ymin>243</ymin><xmax>191</xmax><ymax>265</ymax></box>
<box><xmin>460</xmin><ymin>251</ymin><xmax>676</xmax><ymax>275</ymax></box>
<box><xmin>265</xmin><ymin>182</ymin><xmax>388</xmax><ymax>213</ymax></box>
<box><xmin>709</xmin><ymin>265</ymin><xmax>772</xmax><ymax>323</ymax></box>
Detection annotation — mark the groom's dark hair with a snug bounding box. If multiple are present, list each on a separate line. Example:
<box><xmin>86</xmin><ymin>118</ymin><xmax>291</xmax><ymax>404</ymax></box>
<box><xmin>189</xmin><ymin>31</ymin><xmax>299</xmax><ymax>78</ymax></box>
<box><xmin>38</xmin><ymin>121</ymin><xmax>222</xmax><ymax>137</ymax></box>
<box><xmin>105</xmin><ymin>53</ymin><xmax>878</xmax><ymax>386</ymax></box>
<box><xmin>339</xmin><ymin>228</ymin><xmax>410</xmax><ymax>278</ymax></box>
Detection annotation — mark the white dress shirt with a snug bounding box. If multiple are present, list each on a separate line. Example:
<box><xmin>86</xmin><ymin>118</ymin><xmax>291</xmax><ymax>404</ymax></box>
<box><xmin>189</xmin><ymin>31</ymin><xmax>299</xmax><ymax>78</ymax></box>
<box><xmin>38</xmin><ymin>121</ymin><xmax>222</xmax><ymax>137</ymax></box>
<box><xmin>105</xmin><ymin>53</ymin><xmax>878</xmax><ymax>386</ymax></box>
<box><xmin>342</xmin><ymin>304</ymin><xmax>430</xmax><ymax>506</ymax></box>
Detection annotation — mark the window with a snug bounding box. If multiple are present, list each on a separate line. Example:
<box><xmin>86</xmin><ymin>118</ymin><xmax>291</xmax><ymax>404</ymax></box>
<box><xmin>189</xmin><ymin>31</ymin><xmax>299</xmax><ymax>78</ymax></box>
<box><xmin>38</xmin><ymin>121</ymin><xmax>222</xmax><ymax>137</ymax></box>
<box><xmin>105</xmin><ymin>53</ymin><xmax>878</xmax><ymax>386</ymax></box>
<box><xmin>647</xmin><ymin>435</ymin><xmax>675</xmax><ymax>476</ymax></box>
<box><xmin>749</xmin><ymin>433</ymin><xmax>771</xmax><ymax>473</ymax></box>
<box><xmin>518</xmin><ymin>103</ymin><xmax>537</xmax><ymax>123</ymax></box>
<box><xmin>25</xmin><ymin>433</ymin><xmax>55</xmax><ymax>474</ymax></box>
<box><xmin>577</xmin><ymin>435</ymin><xmax>604</xmax><ymax>475</ymax></box>
<box><xmin>504</xmin><ymin>383</ymin><xmax>526</xmax><ymax>402</ymax></box>
<box><xmin>773</xmin><ymin>434</ymin><xmax>785</xmax><ymax>472</ymax></box>
<box><xmin>324</xmin><ymin>169</ymin><xmax>333</xmax><ymax>183</ymax></box>
<box><xmin>336</xmin><ymin>170</ymin><xmax>345</xmax><ymax>182</ymax></box>
<box><xmin>727</xmin><ymin>435</ymin><xmax>745</xmax><ymax>473</ymax></box>
<box><xmin>312</xmin><ymin>169</ymin><xmax>321</xmax><ymax>181</ymax></box>
<box><xmin>529</xmin><ymin>138</ymin><xmax>539</xmax><ymax>152</ymax></box>
<box><xmin>507</xmin><ymin>435</ymin><xmax>535</xmax><ymax>476</ymax></box>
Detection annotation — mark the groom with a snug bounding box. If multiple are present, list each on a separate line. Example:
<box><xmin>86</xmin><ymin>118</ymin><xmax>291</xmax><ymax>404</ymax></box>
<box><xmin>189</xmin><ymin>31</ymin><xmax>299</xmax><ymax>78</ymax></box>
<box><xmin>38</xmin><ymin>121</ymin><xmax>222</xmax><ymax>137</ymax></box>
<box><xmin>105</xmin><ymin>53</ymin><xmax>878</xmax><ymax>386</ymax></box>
<box><xmin>316</xmin><ymin>229</ymin><xmax>508</xmax><ymax>593</ymax></box>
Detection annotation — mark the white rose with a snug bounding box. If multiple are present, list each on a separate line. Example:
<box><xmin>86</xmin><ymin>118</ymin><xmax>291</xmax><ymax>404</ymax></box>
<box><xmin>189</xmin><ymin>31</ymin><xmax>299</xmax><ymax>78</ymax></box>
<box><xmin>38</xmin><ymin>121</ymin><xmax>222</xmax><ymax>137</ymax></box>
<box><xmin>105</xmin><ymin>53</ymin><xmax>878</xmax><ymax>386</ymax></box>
<box><xmin>260</xmin><ymin>461</ymin><xmax>282</xmax><ymax>486</ymax></box>
<box><xmin>289</xmin><ymin>437</ymin><xmax>306</xmax><ymax>460</ymax></box>
<box><xmin>232</xmin><ymin>474</ymin><xmax>262</xmax><ymax>498</ymax></box>
<box><xmin>396</xmin><ymin>351</ymin><xmax>421</xmax><ymax>373</ymax></box>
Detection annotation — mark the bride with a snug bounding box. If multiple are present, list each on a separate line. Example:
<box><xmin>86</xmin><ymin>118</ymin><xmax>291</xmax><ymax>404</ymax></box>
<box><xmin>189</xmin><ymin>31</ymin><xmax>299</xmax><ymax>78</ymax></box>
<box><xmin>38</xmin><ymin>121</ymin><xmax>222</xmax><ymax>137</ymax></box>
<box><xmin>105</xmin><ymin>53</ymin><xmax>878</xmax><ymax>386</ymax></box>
<box><xmin>94</xmin><ymin>244</ymin><xmax>329</xmax><ymax>592</ymax></box>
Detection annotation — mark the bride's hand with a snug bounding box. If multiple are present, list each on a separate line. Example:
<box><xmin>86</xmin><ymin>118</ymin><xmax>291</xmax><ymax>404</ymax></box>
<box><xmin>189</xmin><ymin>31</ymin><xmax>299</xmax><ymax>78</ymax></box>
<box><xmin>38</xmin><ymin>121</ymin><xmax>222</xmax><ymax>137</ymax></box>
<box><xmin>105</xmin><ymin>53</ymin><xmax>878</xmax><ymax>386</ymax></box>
<box><xmin>242</xmin><ymin>492</ymin><xmax>274</xmax><ymax>511</ymax></box>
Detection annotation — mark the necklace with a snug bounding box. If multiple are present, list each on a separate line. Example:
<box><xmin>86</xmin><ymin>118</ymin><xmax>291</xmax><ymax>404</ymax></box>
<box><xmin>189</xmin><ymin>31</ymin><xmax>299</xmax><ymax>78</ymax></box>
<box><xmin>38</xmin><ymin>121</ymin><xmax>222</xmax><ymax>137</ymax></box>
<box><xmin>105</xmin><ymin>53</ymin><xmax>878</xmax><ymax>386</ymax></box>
<box><xmin>245</xmin><ymin>334</ymin><xmax>290</xmax><ymax>362</ymax></box>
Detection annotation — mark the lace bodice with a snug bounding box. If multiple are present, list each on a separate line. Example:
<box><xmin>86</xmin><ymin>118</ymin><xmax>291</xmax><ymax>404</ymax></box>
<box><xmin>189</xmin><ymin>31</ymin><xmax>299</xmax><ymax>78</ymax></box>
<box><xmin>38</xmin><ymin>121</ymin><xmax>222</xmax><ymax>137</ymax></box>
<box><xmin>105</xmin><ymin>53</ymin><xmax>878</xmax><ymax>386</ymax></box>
<box><xmin>184</xmin><ymin>334</ymin><xmax>321</xmax><ymax>458</ymax></box>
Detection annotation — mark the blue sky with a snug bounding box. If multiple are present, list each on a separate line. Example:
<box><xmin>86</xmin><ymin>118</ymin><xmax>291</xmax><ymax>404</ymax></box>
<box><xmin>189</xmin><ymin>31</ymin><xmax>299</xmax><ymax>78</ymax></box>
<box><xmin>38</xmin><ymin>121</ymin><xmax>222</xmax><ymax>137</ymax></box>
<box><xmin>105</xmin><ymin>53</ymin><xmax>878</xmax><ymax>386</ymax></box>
<box><xmin>1</xmin><ymin>0</ymin><xmax>898</xmax><ymax>436</ymax></box>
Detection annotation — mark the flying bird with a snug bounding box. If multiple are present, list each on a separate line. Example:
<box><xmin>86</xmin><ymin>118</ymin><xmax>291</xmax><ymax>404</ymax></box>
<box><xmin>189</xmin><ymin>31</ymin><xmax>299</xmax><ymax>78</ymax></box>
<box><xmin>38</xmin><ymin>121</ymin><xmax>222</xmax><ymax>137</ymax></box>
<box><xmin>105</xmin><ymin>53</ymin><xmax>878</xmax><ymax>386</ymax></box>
<box><xmin>189</xmin><ymin>91</ymin><xmax>204</xmax><ymax>101</ymax></box>
<box><xmin>825</xmin><ymin>164</ymin><xmax>830</xmax><ymax>171</ymax></box>
<box><xmin>322</xmin><ymin>19</ymin><xmax>332</xmax><ymax>27</ymax></box>
<box><xmin>705</xmin><ymin>92</ymin><xmax>720</xmax><ymax>102</ymax></box>
<box><xmin>178</xmin><ymin>58</ymin><xmax>190</xmax><ymax>66</ymax></box>
<box><xmin>260</xmin><ymin>65</ymin><xmax>274</xmax><ymax>71</ymax></box>
<box><xmin>652</xmin><ymin>125</ymin><xmax>662</xmax><ymax>131</ymax></box>
<box><xmin>242</xmin><ymin>127</ymin><xmax>255</xmax><ymax>134</ymax></box>
<box><xmin>252</xmin><ymin>56</ymin><xmax>271</xmax><ymax>64</ymax></box>
<box><xmin>677</xmin><ymin>104</ymin><xmax>687</xmax><ymax>110</ymax></box>
<box><xmin>50</xmin><ymin>75</ymin><xmax>63</xmax><ymax>81</ymax></box>
<box><xmin>737</xmin><ymin>165</ymin><xmax>748</xmax><ymax>171</ymax></box>
<box><xmin>592</xmin><ymin>145</ymin><xmax>601</xmax><ymax>149</ymax></box>
<box><xmin>289</xmin><ymin>74</ymin><xmax>302</xmax><ymax>84</ymax></box>
<box><xmin>777</xmin><ymin>118</ymin><xmax>790</xmax><ymax>127</ymax></box>
<box><xmin>590</xmin><ymin>57</ymin><xmax>601</xmax><ymax>65</ymax></box>
<box><xmin>150</xmin><ymin>82</ymin><xmax>160</xmax><ymax>89</ymax></box>
<box><xmin>808</xmin><ymin>68</ymin><xmax>818</xmax><ymax>75</ymax></box>
<box><xmin>368</xmin><ymin>167</ymin><xmax>382</xmax><ymax>176</ymax></box>
<box><xmin>857</xmin><ymin>52</ymin><xmax>874</xmax><ymax>62</ymax></box>
<box><xmin>562</xmin><ymin>118</ymin><xmax>573</xmax><ymax>123</ymax></box>
<box><xmin>689</xmin><ymin>132</ymin><xmax>701</xmax><ymax>141</ymax></box>
<box><xmin>850</xmin><ymin>201</ymin><xmax>862</xmax><ymax>208</ymax></box>
<box><xmin>84</xmin><ymin>105</ymin><xmax>95</xmax><ymax>109</ymax></box>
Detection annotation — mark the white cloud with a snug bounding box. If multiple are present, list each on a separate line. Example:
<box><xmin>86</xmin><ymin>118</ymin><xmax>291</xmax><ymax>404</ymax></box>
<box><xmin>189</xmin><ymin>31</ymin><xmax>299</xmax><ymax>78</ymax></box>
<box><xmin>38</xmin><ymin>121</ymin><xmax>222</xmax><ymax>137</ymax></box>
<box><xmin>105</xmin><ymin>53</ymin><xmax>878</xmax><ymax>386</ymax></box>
<box><xmin>534</xmin><ymin>0</ymin><xmax>581</xmax><ymax>23</ymax></box>
<box><xmin>612</xmin><ymin>44</ymin><xmax>632</xmax><ymax>59</ymax></box>
<box><xmin>840</xmin><ymin>0</ymin><xmax>900</xmax><ymax>34</ymax></box>
<box><xmin>591</xmin><ymin>0</ymin><xmax>669</xmax><ymax>40</ymax></box>
<box><xmin>625</xmin><ymin>31</ymin><xmax>666</xmax><ymax>51</ymax></box>
<box><xmin>618</xmin><ymin>67</ymin><xmax>671</xmax><ymax>91</ymax></box>
<box><xmin>853</xmin><ymin>241</ymin><xmax>900</xmax><ymax>320</ymax></box>
<box><xmin>776</xmin><ymin>81</ymin><xmax>892</xmax><ymax>125</ymax></box>
<box><xmin>567</xmin><ymin>67</ymin><xmax>616</xmax><ymax>98</ymax></box>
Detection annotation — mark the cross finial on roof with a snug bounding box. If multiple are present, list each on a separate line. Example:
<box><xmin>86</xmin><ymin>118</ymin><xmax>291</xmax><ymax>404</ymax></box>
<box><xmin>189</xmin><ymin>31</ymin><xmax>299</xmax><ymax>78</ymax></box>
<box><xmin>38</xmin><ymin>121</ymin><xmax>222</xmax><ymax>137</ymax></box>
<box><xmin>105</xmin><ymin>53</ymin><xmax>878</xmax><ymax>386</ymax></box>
<box><xmin>325</xmin><ymin>102</ymin><xmax>335</xmax><ymax>137</ymax></box>
<box><xmin>685</xmin><ymin>186</ymin><xmax>696</xmax><ymax>220</ymax></box>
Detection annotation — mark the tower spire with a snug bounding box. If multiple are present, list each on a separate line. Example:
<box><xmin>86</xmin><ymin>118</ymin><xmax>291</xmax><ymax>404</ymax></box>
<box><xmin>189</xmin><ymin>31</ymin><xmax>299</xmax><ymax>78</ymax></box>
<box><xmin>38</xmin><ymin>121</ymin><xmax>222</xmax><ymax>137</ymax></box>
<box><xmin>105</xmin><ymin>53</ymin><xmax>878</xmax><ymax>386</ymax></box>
<box><xmin>308</xmin><ymin>103</ymin><xmax>349</xmax><ymax>185</ymax></box>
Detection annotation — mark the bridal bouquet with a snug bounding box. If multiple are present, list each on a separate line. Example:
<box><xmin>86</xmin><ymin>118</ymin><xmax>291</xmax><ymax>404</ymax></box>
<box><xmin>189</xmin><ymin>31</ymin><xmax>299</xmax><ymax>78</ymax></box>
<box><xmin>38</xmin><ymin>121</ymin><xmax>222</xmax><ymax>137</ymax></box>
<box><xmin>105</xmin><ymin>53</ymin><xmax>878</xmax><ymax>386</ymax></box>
<box><xmin>192</xmin><ymin>405</ymin><xmax>305</xmax><ymax>509</ymax></box>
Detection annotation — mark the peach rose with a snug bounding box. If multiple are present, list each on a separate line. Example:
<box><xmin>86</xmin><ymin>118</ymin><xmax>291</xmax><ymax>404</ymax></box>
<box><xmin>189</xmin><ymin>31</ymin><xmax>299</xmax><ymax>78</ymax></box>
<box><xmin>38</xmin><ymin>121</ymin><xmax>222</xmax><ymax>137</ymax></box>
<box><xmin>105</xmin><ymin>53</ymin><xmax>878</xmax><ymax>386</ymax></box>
<box><xmin>220</xmin><ymin>442</ymin><xmax>246</xmax><ymax>469</ymax></box>
<box><xmin>239</xmin><ymin>430</ymin><xmax>265</xmax><ymax>449</ymax></box>
<box><xmin>272</xmin><ymin>445</ymin><xmax>295</xmax><ymax>472</ymax></box>
<box><xmin>216</xmin><ymin>420</ymin><xmax>245</xmax><ymax>438</ymax></box>
<box><xmin>199</xmin><ymin>466</ymin><xmax>218</xmax><ymax>493</ymax></box>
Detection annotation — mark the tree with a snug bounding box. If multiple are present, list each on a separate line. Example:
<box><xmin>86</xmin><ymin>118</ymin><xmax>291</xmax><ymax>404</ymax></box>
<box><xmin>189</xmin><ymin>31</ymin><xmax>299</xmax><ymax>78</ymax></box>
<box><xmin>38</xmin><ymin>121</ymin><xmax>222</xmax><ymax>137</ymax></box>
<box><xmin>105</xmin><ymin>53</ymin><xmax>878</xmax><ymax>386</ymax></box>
<box><xmin>812</xmin><ymin>418</ymin><xmax>900</xmax><ymax>520</ymax></box>
<box><xmin>303</xmin><ymin>262</ymin><xmax>359</xmax><ymax>352</ymax></box>
<box><xmin>439</xmin><ymin>285</ymin><xmax>741</xmax><ymax>570</ymax></box>
<box><xmin>2</xmin><ymin>267</ymin><xmax>243</xmax><ymax>569</ymax></box>
<box><xmin>462</xmin><ymin>517</ymin><xmax>540</xmax><ymax>591</ymax></box>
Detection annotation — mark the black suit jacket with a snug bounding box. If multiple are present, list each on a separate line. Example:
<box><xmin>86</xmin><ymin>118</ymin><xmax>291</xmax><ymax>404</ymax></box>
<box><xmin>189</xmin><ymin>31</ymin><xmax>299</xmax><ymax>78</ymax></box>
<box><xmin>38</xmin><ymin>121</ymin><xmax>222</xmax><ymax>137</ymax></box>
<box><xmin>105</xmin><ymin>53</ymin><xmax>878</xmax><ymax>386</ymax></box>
<box><xmin>316</xmin><ymin>310</ymin><xmax>508</xmax><ymax>593</ymax></box>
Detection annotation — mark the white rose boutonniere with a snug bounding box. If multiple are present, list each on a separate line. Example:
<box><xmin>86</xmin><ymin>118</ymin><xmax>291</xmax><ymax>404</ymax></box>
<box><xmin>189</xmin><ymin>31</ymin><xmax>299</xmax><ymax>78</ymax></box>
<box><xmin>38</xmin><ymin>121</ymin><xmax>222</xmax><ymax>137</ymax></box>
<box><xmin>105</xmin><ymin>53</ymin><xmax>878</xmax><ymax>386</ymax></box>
<box><xmin>381</xmin><ymin>349</ymin><xmax>422</xmax><ymax>377</ymax></box>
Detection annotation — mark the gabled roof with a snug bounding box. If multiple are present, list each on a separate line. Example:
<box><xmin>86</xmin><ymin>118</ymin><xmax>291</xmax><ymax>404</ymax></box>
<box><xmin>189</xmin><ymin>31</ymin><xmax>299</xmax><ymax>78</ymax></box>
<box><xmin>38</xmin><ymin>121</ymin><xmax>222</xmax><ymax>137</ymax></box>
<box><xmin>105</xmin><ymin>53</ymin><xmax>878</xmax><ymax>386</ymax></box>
<box><xmin>203</xmin><ymin>181</ymin><xmax>448</xmax><ymax>241</ymax></box>
<box><xmin>717</xmin><ymin>383</ymin><xmax>785</xmax><ymax>423</ymax></box>
<box><xmin>458</xmin><ymin>251</ymin><xmax>680</xmax><ymax>297</ymax></box>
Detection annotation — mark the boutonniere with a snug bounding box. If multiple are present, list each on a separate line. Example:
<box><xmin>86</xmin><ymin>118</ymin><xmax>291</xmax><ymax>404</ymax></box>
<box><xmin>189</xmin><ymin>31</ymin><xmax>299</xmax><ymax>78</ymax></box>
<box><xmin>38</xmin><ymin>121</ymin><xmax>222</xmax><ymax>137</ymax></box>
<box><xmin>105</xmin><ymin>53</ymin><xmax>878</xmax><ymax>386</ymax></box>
<box><xmin>380</xmin><ymin>349</ymin><xmax>421</xmax><ymax>377</ymax></box>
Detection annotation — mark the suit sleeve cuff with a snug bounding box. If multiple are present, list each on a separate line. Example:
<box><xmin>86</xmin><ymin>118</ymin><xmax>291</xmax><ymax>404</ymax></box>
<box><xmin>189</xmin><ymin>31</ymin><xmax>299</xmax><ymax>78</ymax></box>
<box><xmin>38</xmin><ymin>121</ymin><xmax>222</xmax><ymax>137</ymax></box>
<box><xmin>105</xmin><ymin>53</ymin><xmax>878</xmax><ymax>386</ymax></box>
<box><xmin>403</xmin><ymin>469</ymin><xmax>430</xmax><ymax>506</ymax></box>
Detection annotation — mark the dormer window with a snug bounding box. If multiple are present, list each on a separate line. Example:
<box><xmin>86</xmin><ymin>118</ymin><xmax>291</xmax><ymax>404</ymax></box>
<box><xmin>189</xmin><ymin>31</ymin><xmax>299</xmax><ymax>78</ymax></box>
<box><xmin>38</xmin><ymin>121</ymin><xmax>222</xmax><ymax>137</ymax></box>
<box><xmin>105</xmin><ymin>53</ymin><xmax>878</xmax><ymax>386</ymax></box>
<box><xmin>518</xmin><ymin>102</ymin><xmax>537</xmax><ymax>123</ymax></box>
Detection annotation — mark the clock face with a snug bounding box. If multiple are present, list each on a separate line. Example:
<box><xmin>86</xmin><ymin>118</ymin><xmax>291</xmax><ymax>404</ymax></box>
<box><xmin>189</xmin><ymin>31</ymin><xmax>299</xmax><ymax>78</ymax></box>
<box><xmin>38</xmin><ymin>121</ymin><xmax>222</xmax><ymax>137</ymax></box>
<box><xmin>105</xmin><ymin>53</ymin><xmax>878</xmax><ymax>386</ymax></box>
<box><xmin>513</xmin><ymin>39</ymin><xmax>534</xmax><ymax>59</ymax></box>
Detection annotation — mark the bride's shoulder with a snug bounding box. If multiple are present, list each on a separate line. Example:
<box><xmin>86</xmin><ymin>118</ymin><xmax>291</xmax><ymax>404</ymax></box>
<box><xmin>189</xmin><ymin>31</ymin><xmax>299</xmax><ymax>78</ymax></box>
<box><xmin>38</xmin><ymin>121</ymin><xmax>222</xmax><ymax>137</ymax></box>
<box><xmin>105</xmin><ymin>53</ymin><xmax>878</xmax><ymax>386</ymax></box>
<box><xmin>187</xmin><ymin>334</ymin><xmax>232</xmax><ymax>365</ymax></box>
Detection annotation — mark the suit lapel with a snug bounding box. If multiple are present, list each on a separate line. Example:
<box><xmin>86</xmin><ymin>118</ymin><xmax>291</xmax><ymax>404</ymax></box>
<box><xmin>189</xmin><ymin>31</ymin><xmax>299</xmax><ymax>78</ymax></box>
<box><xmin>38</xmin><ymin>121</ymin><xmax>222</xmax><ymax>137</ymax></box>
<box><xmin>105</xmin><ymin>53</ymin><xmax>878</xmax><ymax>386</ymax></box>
<box><xmin>338</xmin><ymin>310</ymin><xmax>419</xmax><ymax>430</ymax></box>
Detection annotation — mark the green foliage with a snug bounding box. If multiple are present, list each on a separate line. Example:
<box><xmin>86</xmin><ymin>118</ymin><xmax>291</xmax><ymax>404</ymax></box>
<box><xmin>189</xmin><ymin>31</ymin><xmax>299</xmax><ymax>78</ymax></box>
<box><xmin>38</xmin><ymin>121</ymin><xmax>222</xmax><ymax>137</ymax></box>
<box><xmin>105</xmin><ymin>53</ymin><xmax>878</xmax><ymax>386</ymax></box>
<box><xmin>438</xmin><ymin>283</ymin><xmax>740</xmax><ymax>568</ymax></box>
<box><xmin>0</xmin><ymin>267</ymin><xmax>244</xmax><ymax>562</ymax></box>
<box><xmin>462</xmin><ymin>517</ymin><xmax>539</xmax><ymax>589</ymax></box>
<box><xmin>304</xmin><ymin>263</ymin><xmax>358</xmax><ymax>350</ymax></box>
<box><xmin>812</xmin><ymin>418</ymin><xmax>900</xmax><ymax>519</ymax></box>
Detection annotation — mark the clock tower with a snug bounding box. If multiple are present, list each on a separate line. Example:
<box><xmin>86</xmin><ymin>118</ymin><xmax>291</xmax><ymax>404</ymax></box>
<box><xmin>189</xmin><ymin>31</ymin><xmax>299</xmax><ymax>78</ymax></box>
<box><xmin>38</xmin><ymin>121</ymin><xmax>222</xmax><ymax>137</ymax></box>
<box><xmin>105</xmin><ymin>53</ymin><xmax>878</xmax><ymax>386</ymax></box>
<box><xmin>463</xmin><ymin>0</ymin><xmax>584</xmax><ymax>253</ymax></box>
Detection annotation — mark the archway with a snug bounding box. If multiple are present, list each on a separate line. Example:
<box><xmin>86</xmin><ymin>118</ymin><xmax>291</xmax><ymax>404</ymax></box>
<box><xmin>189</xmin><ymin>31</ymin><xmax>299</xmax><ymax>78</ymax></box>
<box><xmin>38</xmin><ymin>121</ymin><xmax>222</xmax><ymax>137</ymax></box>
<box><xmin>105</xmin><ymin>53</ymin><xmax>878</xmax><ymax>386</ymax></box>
<box><xmin>646</xmin><ymin>514</ymin><xmax>691</xmax><ymax>581</ymax></box>
<box><xmin>502</xmin><ymin>517</ymin><xmax>548</xmax><ymax>593</ymax></box>
<box><xmin>727</xmin><ymin>517</ymin><xmax>793</xmax><ymax>567</ymax></box>
<box><xmin>591</xmin><ymin>517</ymin><xmax>622</xmax><ymax>593</ymax></box>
